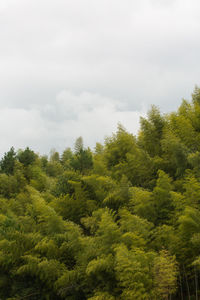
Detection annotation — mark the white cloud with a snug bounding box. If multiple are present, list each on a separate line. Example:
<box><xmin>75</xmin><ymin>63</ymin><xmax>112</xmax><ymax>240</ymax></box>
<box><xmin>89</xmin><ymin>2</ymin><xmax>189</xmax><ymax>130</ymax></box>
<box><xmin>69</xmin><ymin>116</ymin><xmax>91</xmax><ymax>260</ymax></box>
<box><xmin>0</xmin><ymin>91</ymin><xmax>145</xmax><ymax>155</ymax></box>
<box><xmin>0</xmin><ymin>0</ymin><xmax>200</xmax><ymax>110</ymax></box>
<box><xmin>0</xmin><ymin>0</ymin><xmax>200</xmax><ymax>154</ymax></box>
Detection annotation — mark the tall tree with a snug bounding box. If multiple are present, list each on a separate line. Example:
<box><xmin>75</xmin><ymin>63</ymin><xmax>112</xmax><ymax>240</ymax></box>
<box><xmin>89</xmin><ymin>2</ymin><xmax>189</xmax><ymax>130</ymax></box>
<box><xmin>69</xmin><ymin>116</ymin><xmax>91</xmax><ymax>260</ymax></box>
<box><xmin>0</xmin><ymin>147</ymin><xmax>16</xmax><ymax>175</ymax></box>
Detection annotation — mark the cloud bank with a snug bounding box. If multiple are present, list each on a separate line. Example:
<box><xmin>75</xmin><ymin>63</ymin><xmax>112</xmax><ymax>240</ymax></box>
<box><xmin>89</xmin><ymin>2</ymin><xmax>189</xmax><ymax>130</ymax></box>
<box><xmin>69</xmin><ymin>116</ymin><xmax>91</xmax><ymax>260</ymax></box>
<box><xmin>0</xmin><ymin>0</ymin><xmax>200</xmax><ymax>154</ymax></box>
<box><xmin>0</xmin><ymin>91</ymin><xmax>145</xmax><ymax>155</ymax></box>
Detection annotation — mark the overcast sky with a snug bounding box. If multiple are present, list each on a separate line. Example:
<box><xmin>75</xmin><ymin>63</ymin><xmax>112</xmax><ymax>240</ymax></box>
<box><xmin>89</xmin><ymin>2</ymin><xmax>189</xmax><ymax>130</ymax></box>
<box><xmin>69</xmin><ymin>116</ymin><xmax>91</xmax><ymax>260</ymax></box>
<box><xmin>0</xmin><ymin>0</ymin><xmax>200</xmax><ymax>155</ymax></box>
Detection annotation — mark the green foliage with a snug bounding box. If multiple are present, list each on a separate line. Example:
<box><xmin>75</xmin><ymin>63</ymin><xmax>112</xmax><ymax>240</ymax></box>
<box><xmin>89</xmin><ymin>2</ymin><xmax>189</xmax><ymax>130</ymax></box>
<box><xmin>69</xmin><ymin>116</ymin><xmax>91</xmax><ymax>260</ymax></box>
<box><xmin>153</xmin><ymin>250</ymin><xmax>178</xmax><ymax>299</ymax></box>
<box><xmin>153</xmin><ymin>170</ymin><xmax>174</xmax><ymax>225</ymax></box>
<box><xmin>139</xmin><ymin>106</ymin><xmax>165</xmax><ymax>157</ymax></box>
<box><xmin>161</xmin><ymin>130</ymin><xmax>189</xmax><ymax>177</ymax></box>
<box><xmin>129</xmin><ymin>187</ymin><xmax>155</xmax><ymax>222</ymax></box>
<box><xmin>88</xmin><ymin>291</ymin><xmax>115</xmax><ymax>300</ymax></box>
<box><xmin>1</xmin><ymin>88</ymin><xmax>200</xmax><ymax>298</ymax></box>
<box><xmin>115</xmin><ymin>244</ymin><xmax>155</xmax><ymax>299</ymax></box>
<box><xmin>103</xmin><ymin>175</ymin><xmax>130</xmax><ymax>210</ymax></box>
<box><xmin>0</xmin><ymin>173</ymin><xmax>18</xmax><ymax>198</ymax></box>
<box><xmin>183</xmin><ymin>174</ymin><xmax>200</xmax><ymax>207</ymax></box>
<box><xmin>70</xmin><ymin>137</ymin><xmax>93</xmax><ymax>173</ymax></box>
<box><xmin>53</xmin><ymin>170</ymin><xmax>81</xmax><ymax>196</ymax></box>
<box><xmin>0</xmin><ymin>147</ymin><xmax>16</xmax><ymax>175</ymax></box>
<box><xmin>17</xmin><ymin>147</ymin><xmax>37</xmax><ymax>166</ymax></box>
<box><xmin>192</xmin><ymin>85</ymin><xmax>200</xmax><ymax>106</ymax></box>
<box><xmin>70</xmin><ymin>148</ymin><xmax>93</xmax><ymax>173</ymax></box>
<box><xmin>104</xmin><ymin>123</ymin><xmax>136</xmax><ymax>169</ymax></box>
<box><xmin>119</xmin><ymin>208</ymin><xmax>153</xmax><ymax>244</ymax></box>
<box><xmin>94</xmin><ymin>209</ymin><xmax>121</xmax><ymax>254</ymax></box>
<box><xmin>61</xmin><ymin>147</ymin><xmax>73</xmax><ymax>169</ymax></box>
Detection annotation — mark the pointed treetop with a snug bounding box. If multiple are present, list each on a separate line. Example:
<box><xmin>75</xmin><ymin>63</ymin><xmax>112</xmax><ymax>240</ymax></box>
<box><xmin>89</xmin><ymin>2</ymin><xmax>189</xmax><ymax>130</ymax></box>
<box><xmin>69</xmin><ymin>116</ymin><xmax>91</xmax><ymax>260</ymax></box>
<box><xmin>74</xmin><ymin>136</ymin><xmax>84</xmax><ymax>153</ymax></box>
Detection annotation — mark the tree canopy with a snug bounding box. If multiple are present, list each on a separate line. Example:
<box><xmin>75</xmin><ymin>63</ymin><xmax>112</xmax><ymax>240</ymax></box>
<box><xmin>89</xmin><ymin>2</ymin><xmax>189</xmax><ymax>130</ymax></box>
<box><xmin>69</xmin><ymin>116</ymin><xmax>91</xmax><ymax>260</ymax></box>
<box><xmin>1</xmin><ymin>88</ymin><xmax>200</xmax><ymax>298</ymax></box>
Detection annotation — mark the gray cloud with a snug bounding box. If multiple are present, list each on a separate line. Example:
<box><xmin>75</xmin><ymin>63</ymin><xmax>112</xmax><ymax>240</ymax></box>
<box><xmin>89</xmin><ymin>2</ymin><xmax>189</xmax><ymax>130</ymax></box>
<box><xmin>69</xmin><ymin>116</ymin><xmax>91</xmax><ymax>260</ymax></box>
<box><xmin>0</xmin><ymin>91</ymin><xmax>144</xmax><ymax>155</ymax></box>
<box><xmin>0</xmin><ymin>0</ymin><xmax>200</xmax><ymax>154</ymax></box>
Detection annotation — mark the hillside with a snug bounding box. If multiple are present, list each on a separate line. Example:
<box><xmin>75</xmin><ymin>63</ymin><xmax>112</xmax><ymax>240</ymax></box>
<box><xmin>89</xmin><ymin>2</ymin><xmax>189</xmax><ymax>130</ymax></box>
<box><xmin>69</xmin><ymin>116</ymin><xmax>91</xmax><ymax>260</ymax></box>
<box><xmin>1</xmin><ymin>88</ymin><xmax>200</xmax><ymax>299</ymax></box>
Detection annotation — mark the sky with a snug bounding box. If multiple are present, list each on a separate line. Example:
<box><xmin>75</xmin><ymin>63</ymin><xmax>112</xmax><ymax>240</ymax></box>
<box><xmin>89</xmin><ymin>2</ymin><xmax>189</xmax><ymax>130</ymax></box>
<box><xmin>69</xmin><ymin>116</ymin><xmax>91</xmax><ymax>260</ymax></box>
<box><xmin>1</xmin><ymin>0</ymin><xmax>200</xmax><ymax>155</ymax></box>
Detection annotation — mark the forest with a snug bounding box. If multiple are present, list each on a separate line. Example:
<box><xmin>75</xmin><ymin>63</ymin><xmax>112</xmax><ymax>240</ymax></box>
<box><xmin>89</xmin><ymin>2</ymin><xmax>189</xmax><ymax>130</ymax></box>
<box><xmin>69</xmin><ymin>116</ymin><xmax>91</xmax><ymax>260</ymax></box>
<box><xmin>1</xmin><ymin>88</ymin><xmax>200</xmax><ymax>299</ymax></box>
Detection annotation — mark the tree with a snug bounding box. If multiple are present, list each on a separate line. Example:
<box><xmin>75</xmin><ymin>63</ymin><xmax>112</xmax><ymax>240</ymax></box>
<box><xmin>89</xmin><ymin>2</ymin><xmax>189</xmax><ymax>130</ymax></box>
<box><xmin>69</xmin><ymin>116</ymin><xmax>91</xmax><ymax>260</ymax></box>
<box><xmin>74</xmin><ymin>136</ymin><xmax>84</xmax><ymax>154</ymax></box>
<box><xmin>104</xmin><ymin>124</ymin><xmax>136</xmax><ymax>169</ymax></box>
<box><xmin>103</xmin><ymin>175</ymin><xmax>131</xmax><ymax>211</ymax></box>
<box><xmin>71</xmin><ymin>137</ymin><xmax>93</xmax><ymax>173</ymax></box>
<box><xmin>0</xmin><ymin>87</ymin><xmax>200</xmax><ymax>299</ymax></box>
<box><xmin>192</xmin><ymin>85</ymin><xmax>200</xmax><ymax>106</ymax></box>
<box><xmin>153</xmin><ymin>170</ymin><xmax>174</xmax><ymax>225</ymax></box>
<box><xmin>115</xmin><ymin>244</ymin><xmax>155</xmax><ymax>299</ymax></box>
<box><xmin>161</xmin><ymin>131</ymin><xmax>189</xmax><ymax>177</ymax></box>
<box><xmin>61</xmin><ymin>147</ymin><xmax>73</xmax><ymax>170</ymax></box>
<box><xmin>0</xmin><ymin>147</ymin><xmax>16</xmax><ymax>175</ymax></box>
<box><xmin>138</xmin><ymin>106</ymin><xmax>166</xmax><ymax>157</ymax></box>
<box><xmin>153</xmin><ymin>250</ymin><xmax>178</xmax><ymax>299</ymax></box>
<box><xmin>129</xmin><ymin>187</ymin><xmax>155</xmax><ymax>223</ymax></box>
<box><xmin>17</xmin><ymin>147</ymin><xmax>36</xmax><ymax>166</ymax></box>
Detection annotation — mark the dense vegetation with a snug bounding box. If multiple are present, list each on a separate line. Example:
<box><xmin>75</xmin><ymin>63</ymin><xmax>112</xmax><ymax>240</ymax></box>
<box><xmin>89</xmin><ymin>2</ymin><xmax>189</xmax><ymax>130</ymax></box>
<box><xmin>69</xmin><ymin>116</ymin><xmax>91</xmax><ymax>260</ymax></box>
<box><xmin>1</xmin><ymin>88</ymin><xmax>200</xmax><ymax>299</ymax></box>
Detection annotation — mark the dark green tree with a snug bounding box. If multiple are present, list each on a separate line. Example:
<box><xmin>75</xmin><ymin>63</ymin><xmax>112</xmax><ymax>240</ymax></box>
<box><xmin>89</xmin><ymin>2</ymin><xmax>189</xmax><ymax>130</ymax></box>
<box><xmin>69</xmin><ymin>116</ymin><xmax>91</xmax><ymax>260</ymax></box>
<box><xmin>17</xmin><ymin>147</ymin><xmax>37</xmax><ymax>166</ymax></box>
<box><xmin>0</xmin><ymin>146</ymin><xmax>16</xmax><ymax>175</ymax></box>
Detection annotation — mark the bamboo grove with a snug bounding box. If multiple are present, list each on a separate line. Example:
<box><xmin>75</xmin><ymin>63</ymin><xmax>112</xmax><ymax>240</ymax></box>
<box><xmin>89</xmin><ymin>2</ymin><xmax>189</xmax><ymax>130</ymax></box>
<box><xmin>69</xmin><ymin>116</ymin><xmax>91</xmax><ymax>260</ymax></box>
<box><xmin>1</xmin><ymin>88</ymin><xmax>200</xmax><ymax>299</ymax></box>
